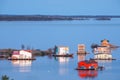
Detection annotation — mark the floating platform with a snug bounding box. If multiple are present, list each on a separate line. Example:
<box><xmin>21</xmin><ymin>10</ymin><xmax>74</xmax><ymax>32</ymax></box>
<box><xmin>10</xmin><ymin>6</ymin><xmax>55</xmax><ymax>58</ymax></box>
<box><xmin>90</xmin><ymin>58</ymin><xmax>116</xmax><ymax>60</ymax></box>
<box><xmin>77</xmin><ymin>52</ymin><xmax>89</xmax><ymax>55</ymax></box>
<box><xmin>76</xmin><ymin>66</ymin><xmax>104</xmax><ymax>71</ymax></box>
<box><xmin>76</xmin><ymin>68</ymin><xmax>96</xmax><ymax>70</ymax></box>
<box><xmin>52</xmin><ymin>54</ymin><xmax>73</xmax><ymax>57</ymax></box>
<box><xmin>8</xmin><ymin>58</ymin><xmax>36</xmax><ymax>60</ymax></box>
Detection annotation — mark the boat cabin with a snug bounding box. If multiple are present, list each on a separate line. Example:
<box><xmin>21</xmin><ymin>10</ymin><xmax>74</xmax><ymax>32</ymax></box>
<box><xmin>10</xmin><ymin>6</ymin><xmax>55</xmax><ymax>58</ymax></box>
<box><xmin>77</xmin><ymin>60</ymin><xmax>98</xmax><ymax>70</ymax></box>
<box><xmin>77</xmin><ymin>44</ymin><xmax>87</xmax><ymax>55</ymax></box>
<box><xmin>55</xmin><ymin>46</ymin><xmax>69</xmax><ymax>55</ymax></box>
<box><xmin>93</xmin><ymin>46</ymin><xmax>112</xmax><ymax>60</ymax></box>
<box><xmin>10</xmin><ymin>50</ymin><xmax>34</xmax><ymax>60</ymax></box>
<box><xmin>101</xmin><ymin>39</ymin><xmax>110</xmax><ymax>47</ymax></box>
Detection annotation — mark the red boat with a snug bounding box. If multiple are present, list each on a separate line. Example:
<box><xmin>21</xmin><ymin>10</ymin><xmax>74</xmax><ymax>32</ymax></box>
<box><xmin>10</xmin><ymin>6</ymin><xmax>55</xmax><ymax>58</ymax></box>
<box><xmin>76</xmin><ymin>60</ymin><xmax>98</xmax><ymax>70</ymax></box>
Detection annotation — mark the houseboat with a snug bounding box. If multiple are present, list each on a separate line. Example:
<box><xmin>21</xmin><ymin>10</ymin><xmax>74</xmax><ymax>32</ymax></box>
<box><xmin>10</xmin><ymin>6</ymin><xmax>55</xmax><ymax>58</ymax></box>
<box><xmin>101</xmin><ymin>39</ymin><xmax>119</xmax><ymax>49</ymax></box>
<box><xmin>93</xmin><ymin>46</ymin><xmax>115</xmax><ymax>60</ymax></box>
<box><xmin>77</xmin><ymin>44</ymin><xmax>88</xmax><ymax>55</ymax></box>
<box><xmin>52</xmin><ymin>46</ymin><xmax>73</xmax><ymax>57</ymax></box>
<box><xmin>91</xmin><ymin>39</ymin><xmax>116</xmax><ymax>60</ymax></box>
<box><xmin>76</xmin><ymin>60</ymin><xmax>98</xmax><ymax>70</ymax></box>
<box><xmin>8</xmin><ymin>50</ymin><xmax>36</xmax><ymax>60</ymax></box>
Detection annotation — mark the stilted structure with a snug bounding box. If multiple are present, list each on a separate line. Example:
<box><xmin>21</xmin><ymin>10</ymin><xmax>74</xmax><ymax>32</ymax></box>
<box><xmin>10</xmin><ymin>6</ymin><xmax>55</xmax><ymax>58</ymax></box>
<box><xmin>77</xmin><ymin>44</ymin><xmax>88</xmax><ymax>55</ymax></box>
<box><xmin>78</xmin><ymin>54</ymin><xmax>86</xmax><ymax>61</ymax></box>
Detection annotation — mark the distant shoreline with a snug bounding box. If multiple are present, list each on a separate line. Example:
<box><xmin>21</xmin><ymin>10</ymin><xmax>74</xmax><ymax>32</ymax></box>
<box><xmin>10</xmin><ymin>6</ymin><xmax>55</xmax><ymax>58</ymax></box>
<box><xmin>0</xmin><ymin>15</ymin><xmax>120</xmax><ymax>21</ymax></box>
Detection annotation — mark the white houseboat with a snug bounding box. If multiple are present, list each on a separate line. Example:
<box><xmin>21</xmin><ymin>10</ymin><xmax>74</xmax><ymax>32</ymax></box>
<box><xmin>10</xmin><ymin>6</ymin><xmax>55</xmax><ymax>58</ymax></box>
<box><xmin>53</xmin><ymin>46</ymin><xmax>73</xmax><ymax>57</ymax></box>
<box><xmin>91</xmin><ymin>39</ymin><xmax>116</xmax><ymax>60</ymax></box>
<box><xmin>93</xmin><ymin>46</ymin><xmax>114</xmax><ymax>60</ymax></box>
<box><xmin>8</xmin><ymin>50</ymin><xmax>36</xmax><ymax>60</ymax></box>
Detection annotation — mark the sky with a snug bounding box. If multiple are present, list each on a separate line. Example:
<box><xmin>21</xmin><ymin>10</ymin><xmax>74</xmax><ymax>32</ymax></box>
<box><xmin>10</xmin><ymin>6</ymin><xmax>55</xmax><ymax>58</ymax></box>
<box><xmin>0</xmin><ymin>0</ymin><xmax>120</xmax><ymax>15</ymax></box>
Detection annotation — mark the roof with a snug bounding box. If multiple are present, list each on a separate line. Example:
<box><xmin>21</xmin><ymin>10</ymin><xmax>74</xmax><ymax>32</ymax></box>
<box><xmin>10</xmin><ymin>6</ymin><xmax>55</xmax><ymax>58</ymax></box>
<box><xmin>12</xmin><ymin>51</ymin><xmax>19</xmax><ymax>55</ymax></box>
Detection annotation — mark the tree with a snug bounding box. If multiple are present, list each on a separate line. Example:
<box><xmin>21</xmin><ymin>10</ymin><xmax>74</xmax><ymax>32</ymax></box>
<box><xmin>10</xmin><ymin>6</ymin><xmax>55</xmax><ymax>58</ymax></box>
<box><xmin>1</xmin><ymin>75</ymin><xmax>14</xmax><ymax>80</ymax></box>
<box><xmin>1</xmin><ymin>75</ymin><xmax>9</xmax><ymax>80</ymax></box>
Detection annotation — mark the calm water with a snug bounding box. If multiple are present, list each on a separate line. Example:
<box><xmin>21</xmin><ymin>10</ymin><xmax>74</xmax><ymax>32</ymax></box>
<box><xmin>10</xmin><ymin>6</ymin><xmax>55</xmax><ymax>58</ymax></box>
<box><xmin>0</xmin><ymin>20</ymin><xmax>120</xmax><ymax>80</ymax></box>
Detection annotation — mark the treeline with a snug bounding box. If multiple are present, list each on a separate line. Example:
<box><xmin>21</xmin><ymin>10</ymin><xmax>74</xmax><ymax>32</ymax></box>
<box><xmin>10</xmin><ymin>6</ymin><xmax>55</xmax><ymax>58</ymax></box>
<box><xmin>0</xmin><ymin>48</ymin><xmax>54</xmax><ymax>58</ymax></box>
<box><xmin>0</xmin><ymin>15</ymin><xmax>120</xmax><ymax>21</ymax></box>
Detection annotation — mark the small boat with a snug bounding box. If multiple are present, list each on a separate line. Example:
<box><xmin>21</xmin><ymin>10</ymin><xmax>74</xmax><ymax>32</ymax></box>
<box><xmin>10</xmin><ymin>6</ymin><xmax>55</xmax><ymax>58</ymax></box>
<box><xmin>52</xmin><ymin>54</ymin><xmax>73</xmax><ymax>57</ymax></box>
<box><xmin>8</xmin><ymin>57</ymin><xmax>36</xmax><ymax>60</ymax></box>
<box><xmin>53</xmin><ymin>45</ymin><xmax>73</xmax><ymax>57</ymax></box>
<box><xmin>76</xmin><ymin>60</ymin><xmax>104</xmax><ymax>70</ymax></box>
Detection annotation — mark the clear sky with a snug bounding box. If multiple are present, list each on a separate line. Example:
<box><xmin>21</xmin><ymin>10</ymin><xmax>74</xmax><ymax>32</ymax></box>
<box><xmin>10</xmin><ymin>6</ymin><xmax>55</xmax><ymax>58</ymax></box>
<box><xmin>0</xmin><ymin>0</ymin><xmax>120</xmax><ymax>15</ymax></box>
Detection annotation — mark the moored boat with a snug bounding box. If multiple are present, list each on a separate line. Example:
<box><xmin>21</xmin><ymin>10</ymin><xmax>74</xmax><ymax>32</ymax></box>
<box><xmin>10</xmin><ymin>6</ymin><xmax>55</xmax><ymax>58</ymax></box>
<box><xmin>8</xmin><ymin>50</ymin><xmax>36</xmax><ymax>60</ymax></box>
<box><xmin>53</xmin><ymin>45</ymin><xmax>73</xmax><ymax>57</ymax></box>
<box><xmin>52</xmin><ymin>54</ymin><xmax>73</xmax><ymax>57</ymax></box>
<box><xmin>76</xmin><ymin>60</ymin><xmax>104</xmax><ymax>70</ymax></box>
<box><xmin>91</xmin><ymin>39</ymin><xmax>117</xmax><ymax>60</ymax></box>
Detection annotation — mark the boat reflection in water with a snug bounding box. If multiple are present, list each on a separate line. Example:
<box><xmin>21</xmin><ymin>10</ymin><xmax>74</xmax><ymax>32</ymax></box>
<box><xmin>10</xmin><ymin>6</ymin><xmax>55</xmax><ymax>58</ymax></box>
<box><xmin>78</xmin><ymin>70</ymin><xmax>98</xmax><ymax>79</ymax></box>
<box><xmin>58</xmin><ymin>57</ymin><xmax>69</xmax><ymax>64</ymax></box>
<box><xmin>11</xmin><ymin>60</ymin><xmax>32</xmax><ymax>72</ymax></box>
<box><xmin>96</xmin><ymin>60</ymin><xmax>112</xmax><ymax>70</ymax></box>
<box><xmin>77</xmin><ymin>54</ymin><xmax>98</xmax><ymax>79</ymax></box>
<box><xmin>78</xmin><ymin>54</ymin><xmax>86</xmax><ymax>61</ymax></box>
<box><xmin>57</xmin><ymin>57</ymin><xmax>69</xmax><ymax>75</ymax></box>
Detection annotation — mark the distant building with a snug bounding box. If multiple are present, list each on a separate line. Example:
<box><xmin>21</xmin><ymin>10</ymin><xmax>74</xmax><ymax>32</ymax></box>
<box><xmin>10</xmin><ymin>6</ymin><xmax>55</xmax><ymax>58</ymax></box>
<box><xmin>91</xmin><ymin>39</ymin><xmax>117</xmax><ymax>60</ymax></box>
<box><xmin>93</xmin><ymin>46</ymin><xmax>112</xmax><ymax>60</ymax></box>
<box><xmin>101</xmin><ymin>39</ymin><xmax>110</xmax><ymax>47</ymax></box>
<box><xmin>101</xmin><ymin>39</ymin><xmax>119</xmax><ymax>48</ymax></box>
<box><xmin>9</xmin><ymin>50</ymin><xmax>34</xmax><ymax>60</ymax></box>
<box><xmin>55</xmin><ymin>46</ymin><xmax>69</xmax><ymax>55</ymax></box>
<box><xmin>77</xmin><ymin>44</ymin><xmax>88</xmax><ymax>55</ymax></box>
<box><xmin>53</xmin><ymin>46</ymin><xmax>73</xmax><ymax>57</ymax></box>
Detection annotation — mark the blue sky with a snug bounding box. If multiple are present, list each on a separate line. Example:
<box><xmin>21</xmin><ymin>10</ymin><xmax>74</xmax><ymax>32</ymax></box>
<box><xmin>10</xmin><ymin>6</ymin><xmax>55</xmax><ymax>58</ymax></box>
<box><xmin>0</xmin><ymin>0</ymin><xmax>120</xmax><ymax>15</ymax></box>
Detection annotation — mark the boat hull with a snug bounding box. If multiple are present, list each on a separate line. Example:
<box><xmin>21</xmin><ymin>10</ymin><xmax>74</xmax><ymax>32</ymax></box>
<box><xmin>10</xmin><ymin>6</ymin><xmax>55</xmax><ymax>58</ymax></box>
<box><xmin>90</xmin><ymin>58</ymin><xmax>116</xmax><ymax>60</ymax></box>
<box><xmin>8</xmin><ymin>57</ymin><xmax>36</xmax><ymax>60</ymax></box>
<box><xmin>52</xmin><ymin>54</ymin><xmax>73</xmax><ymax>57</ymax></box>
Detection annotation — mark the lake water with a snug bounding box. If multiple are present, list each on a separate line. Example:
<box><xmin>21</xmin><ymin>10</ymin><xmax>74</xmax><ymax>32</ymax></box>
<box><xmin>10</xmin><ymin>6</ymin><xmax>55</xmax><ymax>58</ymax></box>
<box><xmin>0</xmin><ymin>19</ymin><xmax>120</xmax><ymax>80</ymax></box>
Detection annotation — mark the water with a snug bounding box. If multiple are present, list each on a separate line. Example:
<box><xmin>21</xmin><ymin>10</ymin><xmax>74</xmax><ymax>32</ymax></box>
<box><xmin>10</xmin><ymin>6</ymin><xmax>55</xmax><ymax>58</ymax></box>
<box><xmin>0</xmin><ymin>20</ymin><xmax>120</xmax><ymax>80</ymax></box>
<box><xmin>0</xmin><ymin>56</ymin><xmax>120</xmax><ymax>80</ymax></box>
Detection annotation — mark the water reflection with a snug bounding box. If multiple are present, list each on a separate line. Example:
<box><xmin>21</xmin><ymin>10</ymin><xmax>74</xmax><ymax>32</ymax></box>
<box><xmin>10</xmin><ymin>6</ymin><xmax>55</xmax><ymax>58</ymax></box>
<box><xmin>55</xmin><ymin>57</ymin><xmax>69</xmax><ymax>75</ymax></box>
<box><xmin>96</xmin><ymin>60</ymin><xmax>112</xmax><ymax>63</ymax></box>
<box><xmin>58</xmin><ymin>57</ymin><xmax>69</xmax><ymax>64</ymax></box>
<box><xmin>11</xmin><ymin>60</ymin><xmax>32</xmax><ymax>72</ymax></box>
<box><xmin>96</xmin><ymin>60</ymin><xmax>112</xmax><ymax>70</ymax></box>
<box><xmin>78</xmin><ymin>70</ymin><xmax>98</xmax><ymax>79</ymax></box>
<box><xmin>77</xmin><ymin>54</ymin><xmax>98</xmax><ymax>79</ymax></box>
<box><xmin>78</xmin><ymin>54</ymin><xmax>86</xmax><ymax>61</ymax></box>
